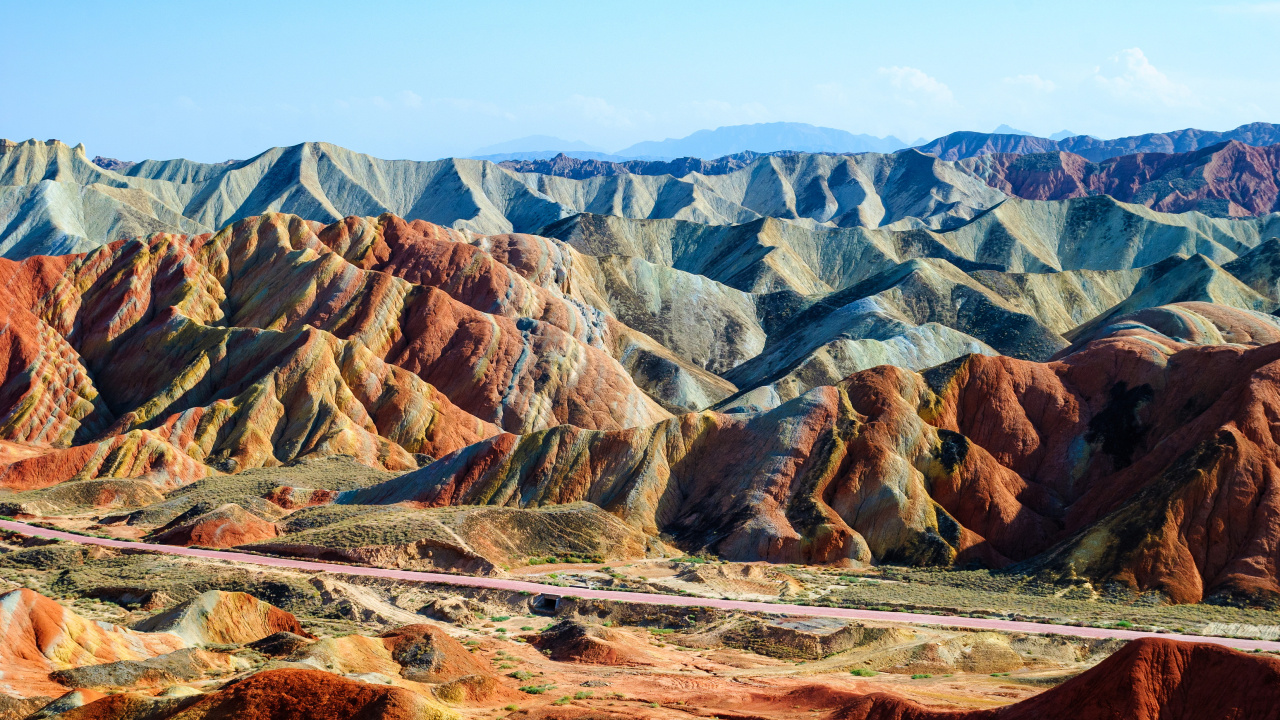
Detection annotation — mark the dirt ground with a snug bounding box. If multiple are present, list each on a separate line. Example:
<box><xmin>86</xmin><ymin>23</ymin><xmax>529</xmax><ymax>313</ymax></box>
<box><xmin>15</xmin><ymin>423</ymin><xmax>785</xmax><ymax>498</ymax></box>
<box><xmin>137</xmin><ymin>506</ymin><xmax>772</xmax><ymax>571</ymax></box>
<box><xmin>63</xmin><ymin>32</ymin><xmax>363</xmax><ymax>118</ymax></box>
<box><xmin>0</xmin><ymin>531</ymin><xmax>1179</xmax><ymax>718</ymax></box>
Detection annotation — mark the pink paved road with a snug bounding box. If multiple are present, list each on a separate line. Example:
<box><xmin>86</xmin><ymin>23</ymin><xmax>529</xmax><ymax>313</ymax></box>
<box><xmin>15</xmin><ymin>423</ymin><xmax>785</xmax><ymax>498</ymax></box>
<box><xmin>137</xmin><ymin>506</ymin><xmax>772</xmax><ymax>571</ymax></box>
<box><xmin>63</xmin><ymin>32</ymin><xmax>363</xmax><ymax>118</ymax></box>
<box><xmin>4</xmin><ymin>519</ymin><xmax>1278</xmax><ymax>652</ymax></box>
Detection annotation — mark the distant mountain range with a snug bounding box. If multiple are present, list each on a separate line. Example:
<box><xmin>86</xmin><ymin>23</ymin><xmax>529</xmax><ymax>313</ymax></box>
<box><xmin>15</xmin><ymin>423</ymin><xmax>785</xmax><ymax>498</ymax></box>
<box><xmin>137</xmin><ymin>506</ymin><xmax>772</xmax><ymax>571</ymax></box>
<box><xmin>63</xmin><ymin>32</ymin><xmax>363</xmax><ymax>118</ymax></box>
<box><xmin>10</xmin><ymin>129</ymin><xmax>1280</xmax><ymax>259</ymax></box>
<box><xmin>612</xmin><ymin>122</ymin><xmax>910</xmax><ymax>159</ymax></box>
<box><xmin>917</xmin><ymin>122</ymin><xmax>1280</xmax><ymax>161</ymax></box>
<box><xmin>498</xmin><ymin>138</ymin><xmax>1280</xmax><ymax>218</ymax></box>
<box><xmin>475</xmin><ymin>121</ymin><xmax>1280</xmax><ymax>164</ymax></box>
<box><xmin>469</xmin><ymin>122</ymin><xmax>912</xmax><ymax>162</ymax></box>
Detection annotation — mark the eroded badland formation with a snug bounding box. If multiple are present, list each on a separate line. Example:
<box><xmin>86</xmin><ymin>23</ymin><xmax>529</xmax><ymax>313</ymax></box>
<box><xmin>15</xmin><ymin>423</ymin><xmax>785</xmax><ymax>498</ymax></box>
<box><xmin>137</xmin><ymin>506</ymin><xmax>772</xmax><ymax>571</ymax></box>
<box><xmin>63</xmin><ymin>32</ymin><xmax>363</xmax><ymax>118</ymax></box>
<box><xmin>3</xmin><ymin>131</ymin><xmax>1280</xmax><ymax>718</ymax></box>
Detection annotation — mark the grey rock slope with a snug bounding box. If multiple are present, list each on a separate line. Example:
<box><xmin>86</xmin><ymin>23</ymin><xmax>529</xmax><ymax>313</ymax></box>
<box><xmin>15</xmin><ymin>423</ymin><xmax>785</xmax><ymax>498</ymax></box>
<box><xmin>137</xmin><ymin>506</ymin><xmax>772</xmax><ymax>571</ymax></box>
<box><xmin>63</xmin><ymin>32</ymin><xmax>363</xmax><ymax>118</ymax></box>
<box><xmin>0</xmin><ymin>139</ymin><xmax>1005</xmax><ymax>258</ymax></box>
<box><xmin>543</xmin><ymin>198</ymin><xmax>1280</xmax><ymax>296</ymax></box>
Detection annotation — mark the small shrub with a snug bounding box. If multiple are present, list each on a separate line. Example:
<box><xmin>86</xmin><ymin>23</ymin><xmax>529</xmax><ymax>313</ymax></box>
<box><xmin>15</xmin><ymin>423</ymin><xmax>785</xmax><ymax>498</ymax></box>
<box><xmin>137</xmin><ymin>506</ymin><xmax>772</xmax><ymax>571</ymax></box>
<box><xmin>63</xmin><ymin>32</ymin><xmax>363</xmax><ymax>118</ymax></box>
<box><xmin>850</xmin><ymin>668</ymin><xmax>876</xmax><ymax>677</ymax></box>
<box><xmin>1114</xmin><ymin>620</ymin><xmax>1133</xmax><ymax>628</ymax></box>
<box><xmin>911</xmin><ymin>674</ymin><xmax>932</xmax><ymax>679</ymax></box>
<box><xmin>504</xmin><ymin>705</ymin><xmax>518</xmax><ymax>712</ymax></box>
<box><xmin>520</xmin><ymin>626</ymin><xmax>534</xmax><ymax>631</ymax></box>
<box><xmin>519</xmin><ymin>684</ymin><xmax>554</xmax><ymax>694</ymax></box>
<box><xmin>553</xmin><ymin>696</ymin><xmax>571</xmax><ymax>706</ymax></box>
<box><xmin>574</xmin><ymin>691</ymin><xmax>593</xmax><ymax>699</ymax></box>
<box><xmin>491</xmin><ymin>616</ymin><xmax>511</xmax><ymax>622</ymax></box>
<box><xmin>508</xmin><ymin>670</ymin><xmax>534</xmax><ymax>681</ymax></box>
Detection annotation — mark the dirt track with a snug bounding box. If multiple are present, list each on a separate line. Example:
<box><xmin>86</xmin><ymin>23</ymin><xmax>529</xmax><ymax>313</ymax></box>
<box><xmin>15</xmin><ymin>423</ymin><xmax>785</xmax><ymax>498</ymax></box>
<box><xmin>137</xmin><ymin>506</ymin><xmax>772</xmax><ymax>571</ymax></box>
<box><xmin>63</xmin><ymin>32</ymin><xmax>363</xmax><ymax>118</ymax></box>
<box><xmin>5</xmin><ymin>518</ymin><xmax>1278</xmax><ymax>652</ymax></box>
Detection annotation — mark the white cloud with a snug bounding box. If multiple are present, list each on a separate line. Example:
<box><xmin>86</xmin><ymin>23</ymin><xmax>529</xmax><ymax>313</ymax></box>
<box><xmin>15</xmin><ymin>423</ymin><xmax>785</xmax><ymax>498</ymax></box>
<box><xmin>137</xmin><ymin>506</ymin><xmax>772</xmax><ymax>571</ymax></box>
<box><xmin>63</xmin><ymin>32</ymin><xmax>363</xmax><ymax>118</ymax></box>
<box><xmin>1002</xmin><ymin>74</ymin><xmax>1056</xmax><ymax>93</ymax></box>
<box><xmin>1094</xmin><ymin>48</ymin><xmax>1196</xmax><ymax>107</ymax></box>
<box><xmin>399</xmin><ymin>90</ymin><xmax>423</xmax><ymax>108</ymax></box>
<box><xmin>877</xmin><ymin>66</ymin><xmax>955</xmax><ymax>104</ymax></box>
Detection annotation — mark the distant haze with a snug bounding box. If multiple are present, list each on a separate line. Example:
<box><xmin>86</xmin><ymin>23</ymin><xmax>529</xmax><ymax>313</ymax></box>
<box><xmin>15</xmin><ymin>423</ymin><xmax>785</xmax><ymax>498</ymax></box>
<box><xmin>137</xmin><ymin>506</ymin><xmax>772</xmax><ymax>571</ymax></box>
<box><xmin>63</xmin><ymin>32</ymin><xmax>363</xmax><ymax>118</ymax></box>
<box><xmin>614</xmin><ymin>122</ymin><xmax>907</xmax><ymax>158</ymax></box>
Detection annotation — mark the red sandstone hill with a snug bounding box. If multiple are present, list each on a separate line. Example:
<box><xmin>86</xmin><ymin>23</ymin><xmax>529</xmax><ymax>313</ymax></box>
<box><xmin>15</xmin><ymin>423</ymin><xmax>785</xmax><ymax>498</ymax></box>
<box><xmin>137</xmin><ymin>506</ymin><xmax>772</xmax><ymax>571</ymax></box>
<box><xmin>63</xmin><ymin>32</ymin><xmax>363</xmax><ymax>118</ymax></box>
<box><xmin>342</xmin><ymin>302</ymin><xmax>1280</xmax><ymax>603</ymax></box>
<box><xmin>832</xmin><ymin>637</ymin><xmax>1280</xmax><ymax>720</ymax></box>
<box><xmin>57</xmin><ymin>668</ymin><xmax>440</xmax><ymax>720</ymax></box>
<box><xmin>963</xmin><ymin>140</ymin><xmax>1280</xmax><ymax>216</ymax></box>
<box><xmin>7</xmin><ymin>209</ymin><xmax>1280</xmax><ymax>602</ymax></box>
<box><xmin>0</xmin><ymin>212</ymin><xmax>685</xmax><ymax>491</ymax></box>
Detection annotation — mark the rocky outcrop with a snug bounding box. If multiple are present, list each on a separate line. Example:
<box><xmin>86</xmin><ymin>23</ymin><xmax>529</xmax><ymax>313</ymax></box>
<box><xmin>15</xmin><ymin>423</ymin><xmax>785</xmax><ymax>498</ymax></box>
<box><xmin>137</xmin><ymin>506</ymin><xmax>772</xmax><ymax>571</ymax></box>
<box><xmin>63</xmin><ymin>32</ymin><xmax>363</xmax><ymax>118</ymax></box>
<box><xmin>533</xmin><ymin>620</ymin><xmax>660</xmax><ymax>666</ymax></box>
<box><xmin>378</xmin><ymin>624</ymin><xmax>493</xmax><ymax>683</ymax></box>
<box><xmin>148</xmin><ymin>503</ymin><xmax>280</xmax><ymax>548</ymax></box>
<box><xmin>131</xmin><ymin>591</ymin><xmax>312</xmax><ymax>646</ymax></box>
<box><xmin>831</xmin><ymin>637</ymin><xmax>1280</xmax><ymax>719</ymax></box>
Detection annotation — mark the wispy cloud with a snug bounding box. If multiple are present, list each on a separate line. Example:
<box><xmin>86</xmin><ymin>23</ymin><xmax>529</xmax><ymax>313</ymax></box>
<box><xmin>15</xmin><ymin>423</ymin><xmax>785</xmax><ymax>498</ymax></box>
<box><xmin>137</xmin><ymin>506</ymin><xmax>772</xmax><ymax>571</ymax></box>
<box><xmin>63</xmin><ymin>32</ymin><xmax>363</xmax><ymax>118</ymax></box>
<box><xmin>1094</xmin><ymin>48</ymin><xmax>1196</xmax><ymax>107</ymax></box>
<box><xmin>877</xmin><ymin>66</ymin><xmax>955</xmax><ymax>105</ymax></box>
<box><xmin>1002</xmin><ymin>74</ymin><xmax>1056</xmax><ymax>93</ymax></box>
<box><xmin>398</xmin><ymin>90</ymin><xmax>423</xmax><ymax>109</ymax></box>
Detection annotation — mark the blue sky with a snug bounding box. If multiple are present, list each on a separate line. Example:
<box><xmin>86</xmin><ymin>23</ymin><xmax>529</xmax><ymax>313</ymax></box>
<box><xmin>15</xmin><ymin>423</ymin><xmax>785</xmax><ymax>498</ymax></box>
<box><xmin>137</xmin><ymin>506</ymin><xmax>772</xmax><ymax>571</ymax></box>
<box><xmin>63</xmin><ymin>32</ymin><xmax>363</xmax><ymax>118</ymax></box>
<box><xmin>4</xmin><ymin>0</ymin><xmax>1279</xmax><ymax>161</ymax></box>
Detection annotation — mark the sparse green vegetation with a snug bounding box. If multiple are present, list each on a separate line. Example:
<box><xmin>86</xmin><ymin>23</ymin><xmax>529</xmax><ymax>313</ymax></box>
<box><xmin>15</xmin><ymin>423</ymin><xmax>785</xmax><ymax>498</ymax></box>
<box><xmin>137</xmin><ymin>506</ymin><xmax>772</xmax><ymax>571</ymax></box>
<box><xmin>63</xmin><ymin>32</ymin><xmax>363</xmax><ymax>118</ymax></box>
<box><xmin>553</xmin><ymin>696</ymin><xmax>571</xmax><ymax>706</ymax></box>
<box><xmin>520</xmin><ymin>684</ymin><xmax>555</xmax><ymax>695</ymax></box>
<box><xmin>911</xmin><ymin>674</ymin><xmax>932</xmax><ymax>679</ymax></box>
<box><xmin>574</xmin><ymin>691</ymin><xmax>593</xmax><ymax>700</ymax></box>
<box><xmin>508</xmin><ymin>670</ymin><xmax>534</xmax><ymax>681</ymax></box>
<box><xmin>850</xmin><ymin>668</ymin><xmax>876</xmax><ymax>677</ymax></box>
<box><xmin>491</xmin><ymin>615</ymin><xmax>511</xmax><ymax>622</ymax></box>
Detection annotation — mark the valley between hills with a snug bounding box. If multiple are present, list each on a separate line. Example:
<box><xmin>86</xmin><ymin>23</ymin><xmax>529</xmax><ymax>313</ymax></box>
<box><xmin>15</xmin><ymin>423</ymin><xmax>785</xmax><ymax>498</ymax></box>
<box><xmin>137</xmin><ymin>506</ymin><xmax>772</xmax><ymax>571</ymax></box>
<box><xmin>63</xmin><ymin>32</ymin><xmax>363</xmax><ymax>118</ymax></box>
<box><xmin>3</xmin><ymin>133</ymin><xmax>1280</xmax><ymax>719</ymax></box>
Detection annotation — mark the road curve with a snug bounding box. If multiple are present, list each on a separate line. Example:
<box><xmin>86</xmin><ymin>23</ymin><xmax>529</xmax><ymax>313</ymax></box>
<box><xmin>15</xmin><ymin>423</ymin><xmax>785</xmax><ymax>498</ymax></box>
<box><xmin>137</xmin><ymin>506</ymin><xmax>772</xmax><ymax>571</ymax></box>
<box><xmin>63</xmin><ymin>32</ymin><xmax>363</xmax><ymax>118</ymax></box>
<box><xmin>3</xmin><ymin>519</ymin><xmax>1278</xmax><ymax>652</ymax></box>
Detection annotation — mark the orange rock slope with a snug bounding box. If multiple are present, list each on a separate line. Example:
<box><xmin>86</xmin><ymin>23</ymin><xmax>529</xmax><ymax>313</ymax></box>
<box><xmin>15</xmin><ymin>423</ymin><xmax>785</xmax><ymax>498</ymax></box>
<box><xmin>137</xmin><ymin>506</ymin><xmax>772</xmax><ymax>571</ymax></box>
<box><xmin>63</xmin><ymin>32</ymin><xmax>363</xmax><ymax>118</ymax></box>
<box><xmin>0</xmin><ymin>212</ymin><xmax>680</xmax><ymax>493</ymax></box>
<box><xmin>343</xmin><ymin>302</ymin><xmax>1280</xmax><ymax>603</ymax></box>
<box><xmin>0</xmin><ymin>588</ymin><xmax>185</xmax><ymax>698</ymax></box>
